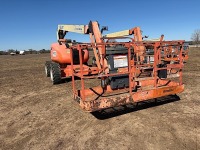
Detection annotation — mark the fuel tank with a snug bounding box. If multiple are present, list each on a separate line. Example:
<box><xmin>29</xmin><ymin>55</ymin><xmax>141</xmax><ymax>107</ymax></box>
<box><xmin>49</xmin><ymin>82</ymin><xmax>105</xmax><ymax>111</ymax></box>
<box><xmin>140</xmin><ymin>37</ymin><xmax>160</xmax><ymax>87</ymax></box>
<box><xmin>51</xmin><ymin>43</ymin><xmax>89</xmax><ymax>64</ymax></box>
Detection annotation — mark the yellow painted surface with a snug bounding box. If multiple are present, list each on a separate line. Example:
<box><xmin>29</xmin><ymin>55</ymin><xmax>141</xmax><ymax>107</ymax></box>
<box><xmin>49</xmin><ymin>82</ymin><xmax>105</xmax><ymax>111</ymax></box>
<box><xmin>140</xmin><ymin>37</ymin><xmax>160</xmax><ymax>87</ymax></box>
<box><xmin>144</xmin><ymin>38</ymin><xmax>161</xmax><ymax>41</ymax></box>
<box><xmin>105</xmin><ymin>30</ymin><xmax>130</xmax><ymax>37</ymax></box>
<box><xmin>58</xmin><ymin>25</ymin><xmax>85</xmax><ymax>34</ymax></box>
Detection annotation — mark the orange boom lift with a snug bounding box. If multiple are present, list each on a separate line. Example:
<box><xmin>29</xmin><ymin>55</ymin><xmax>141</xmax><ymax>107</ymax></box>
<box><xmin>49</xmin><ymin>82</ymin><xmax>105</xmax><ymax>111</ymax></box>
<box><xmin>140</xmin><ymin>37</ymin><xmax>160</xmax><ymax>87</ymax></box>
<box><xmin>68</xmin><ymin>21</ymin><xmax>187</xmax><ymax>112</ymax></box>
<box><xmin>45</xmin><ymin>24</ymin><xmax>90</xmax><ymax>84</ymax></box>
<box><xmin>45</xmin><ymin>23</ymin><xmax>111</xmax><ymax>84</ymax></box>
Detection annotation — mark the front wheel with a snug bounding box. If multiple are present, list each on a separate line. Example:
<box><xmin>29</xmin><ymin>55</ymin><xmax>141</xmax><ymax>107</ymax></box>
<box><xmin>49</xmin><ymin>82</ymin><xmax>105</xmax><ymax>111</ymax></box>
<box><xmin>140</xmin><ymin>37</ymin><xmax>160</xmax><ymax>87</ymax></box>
<box><xmin>50</xmin><ymin>62</ymin><xmax>61</xmax><ymax>84</ymax></box>
<box><xmin>45</xmin><ymin>61</ymin><xmax>51</xmax><ymax>77</ymax></box>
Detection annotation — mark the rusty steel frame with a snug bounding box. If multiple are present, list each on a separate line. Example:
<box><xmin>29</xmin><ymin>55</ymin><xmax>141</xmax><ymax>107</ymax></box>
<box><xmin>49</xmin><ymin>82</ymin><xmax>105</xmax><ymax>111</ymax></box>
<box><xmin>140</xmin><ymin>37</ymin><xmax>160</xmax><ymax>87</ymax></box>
<box><xmin>70</xmin><ymin>40</ymin><xmax>185</xmax><ymax>112</ymax></box>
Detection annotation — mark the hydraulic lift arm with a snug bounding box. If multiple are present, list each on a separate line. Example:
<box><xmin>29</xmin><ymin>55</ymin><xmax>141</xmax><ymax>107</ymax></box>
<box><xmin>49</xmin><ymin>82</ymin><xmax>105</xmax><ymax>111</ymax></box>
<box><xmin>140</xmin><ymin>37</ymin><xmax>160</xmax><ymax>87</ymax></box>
<box><xmin>104</xmin><ymin>29</ymin><xmax>130</xmax><ymax>38</ymax></box>
<box><xmin>57</xmin><ymin>24</ymin><xmax>89</xmax><ymax>41</ymax></box>
<box><xmin>104</xmin><ymin>27</ymin><xmax>144</xmax><ymax>42</ymax></box>
<box><xmin>87</xmin><ymin>21</ymin><xmax>108</xmax><ymax>71</ymax></box>
<box><xmin>105</xmin><ymin>27</ymin><xmax>145</xmax><ymax>62</ymax></box>
<box><xmin>105</xmin><ymin>28</ymin><xmax>164</xmax><ymax>42</ymax></box>
<box><xmin>104</xmin><ymin>27</ymin><xmax>164</xmax><ymax>62</ymax></box>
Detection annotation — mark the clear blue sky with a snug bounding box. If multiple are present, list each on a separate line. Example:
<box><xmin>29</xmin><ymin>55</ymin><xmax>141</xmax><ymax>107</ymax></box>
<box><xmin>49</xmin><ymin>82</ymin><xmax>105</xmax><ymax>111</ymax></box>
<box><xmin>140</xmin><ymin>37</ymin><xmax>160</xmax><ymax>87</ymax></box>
<box><xmin>0</xmin><ymin>0</ymin><xmax>199</xmax><ymax>50</ymax></box>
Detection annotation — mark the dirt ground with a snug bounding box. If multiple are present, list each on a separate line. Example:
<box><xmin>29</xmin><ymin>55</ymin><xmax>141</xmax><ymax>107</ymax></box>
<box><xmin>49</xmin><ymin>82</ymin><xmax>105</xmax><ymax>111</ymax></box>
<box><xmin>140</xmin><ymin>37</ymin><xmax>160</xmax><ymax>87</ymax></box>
<box><xmin>0</xmin><ymin>48</ymin><xmax>200</xmax><ymax>150</ymax></box>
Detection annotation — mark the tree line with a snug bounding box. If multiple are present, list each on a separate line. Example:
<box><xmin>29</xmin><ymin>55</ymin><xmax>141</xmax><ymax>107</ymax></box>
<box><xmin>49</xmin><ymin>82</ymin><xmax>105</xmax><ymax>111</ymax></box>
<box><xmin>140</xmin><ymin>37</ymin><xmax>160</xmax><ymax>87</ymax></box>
<box><xmin>191</xmin><ymin>29</ymin><xmax>200</xmax><ymax>47</ymax></box>
<box><xmin>0</xmin><ymin>29</ymin><xmax>200</xmax><ymax>55</ymax></box>
<box><xmin>0</xmin><ymin>49</ymin><xmax>50</xmax><ymax>55</ymax></box>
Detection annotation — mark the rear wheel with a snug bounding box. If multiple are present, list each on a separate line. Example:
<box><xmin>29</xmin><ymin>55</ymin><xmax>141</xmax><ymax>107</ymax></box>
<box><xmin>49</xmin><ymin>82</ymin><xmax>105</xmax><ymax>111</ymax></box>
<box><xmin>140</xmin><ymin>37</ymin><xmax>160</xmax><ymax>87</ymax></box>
<box><xmin>50</xmin><ymin>62</ymin><xmax>61</xmax><ymax>84</ymax></box>
<box><xmin>45</xmin><ymin>61</ymin><xmax>51</xmax><ymax>77</ymax></box>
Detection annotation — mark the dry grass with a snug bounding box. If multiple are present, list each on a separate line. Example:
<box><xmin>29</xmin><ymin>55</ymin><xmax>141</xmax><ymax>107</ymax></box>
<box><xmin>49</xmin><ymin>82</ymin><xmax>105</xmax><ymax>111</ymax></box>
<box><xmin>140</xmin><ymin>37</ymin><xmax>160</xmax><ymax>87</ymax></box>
<box><xmin>0</xmin><ymin>48</ymin><xmax>199</xmax><ymax>150</ymax></box>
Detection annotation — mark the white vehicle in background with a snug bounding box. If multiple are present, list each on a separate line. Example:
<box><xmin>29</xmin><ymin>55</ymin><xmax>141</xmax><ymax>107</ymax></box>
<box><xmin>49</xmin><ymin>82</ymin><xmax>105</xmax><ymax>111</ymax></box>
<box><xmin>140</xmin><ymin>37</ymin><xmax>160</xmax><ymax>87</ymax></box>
<box><xmin>10</xmin><ymin>52</ymin><xmax>16</xmax><ymax>56</ymax></box>
<box><xmin>19</xmin><ymin>51</ymin><xmax>25</xmax><ymax>55</ymax></box>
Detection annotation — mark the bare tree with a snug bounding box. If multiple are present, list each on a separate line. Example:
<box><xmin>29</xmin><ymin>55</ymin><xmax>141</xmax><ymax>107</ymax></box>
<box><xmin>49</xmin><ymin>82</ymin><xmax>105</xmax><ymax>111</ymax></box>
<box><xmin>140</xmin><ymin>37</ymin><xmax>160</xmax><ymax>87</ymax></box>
<box><xmin>191</xmin><ymin>29</ymin><xmax>200</xmax><ymax>47</ymax></box>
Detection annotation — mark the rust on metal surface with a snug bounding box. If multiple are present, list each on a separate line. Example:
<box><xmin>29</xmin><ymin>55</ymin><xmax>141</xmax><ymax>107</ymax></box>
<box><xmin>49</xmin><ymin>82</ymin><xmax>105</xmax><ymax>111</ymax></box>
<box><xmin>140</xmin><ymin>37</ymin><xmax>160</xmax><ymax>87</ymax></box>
<box><xmin>68</xmin><ymin>21</ymin><xmax>188</xmax><ymax>112</ymax></box>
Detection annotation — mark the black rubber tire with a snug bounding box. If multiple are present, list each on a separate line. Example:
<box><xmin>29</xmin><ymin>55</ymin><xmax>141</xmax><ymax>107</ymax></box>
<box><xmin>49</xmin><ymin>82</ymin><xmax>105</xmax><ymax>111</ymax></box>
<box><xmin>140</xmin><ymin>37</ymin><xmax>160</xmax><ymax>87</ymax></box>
<box><xmin>50</xmin><ymin>62</ymin><xmax>61</xmax><ymax>85</ymax></box>
<box><xmin>45</xmin><ymin>61</ymin><xmax>51</xmax><ymax>77</ymax></box>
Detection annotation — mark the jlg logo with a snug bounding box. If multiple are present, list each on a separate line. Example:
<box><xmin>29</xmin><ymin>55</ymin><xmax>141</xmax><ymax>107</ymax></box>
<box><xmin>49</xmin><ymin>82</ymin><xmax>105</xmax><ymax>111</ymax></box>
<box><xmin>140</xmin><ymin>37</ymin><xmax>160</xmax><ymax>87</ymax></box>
<box><xmin>52</xmin><ymin>51</ymin><xmax>57</xmax><ymax>57</ymax></box>
<box><xmin>75</xmin><ymin>28</ymin><xmax>82</xmax><ymax>30</ymax></box>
